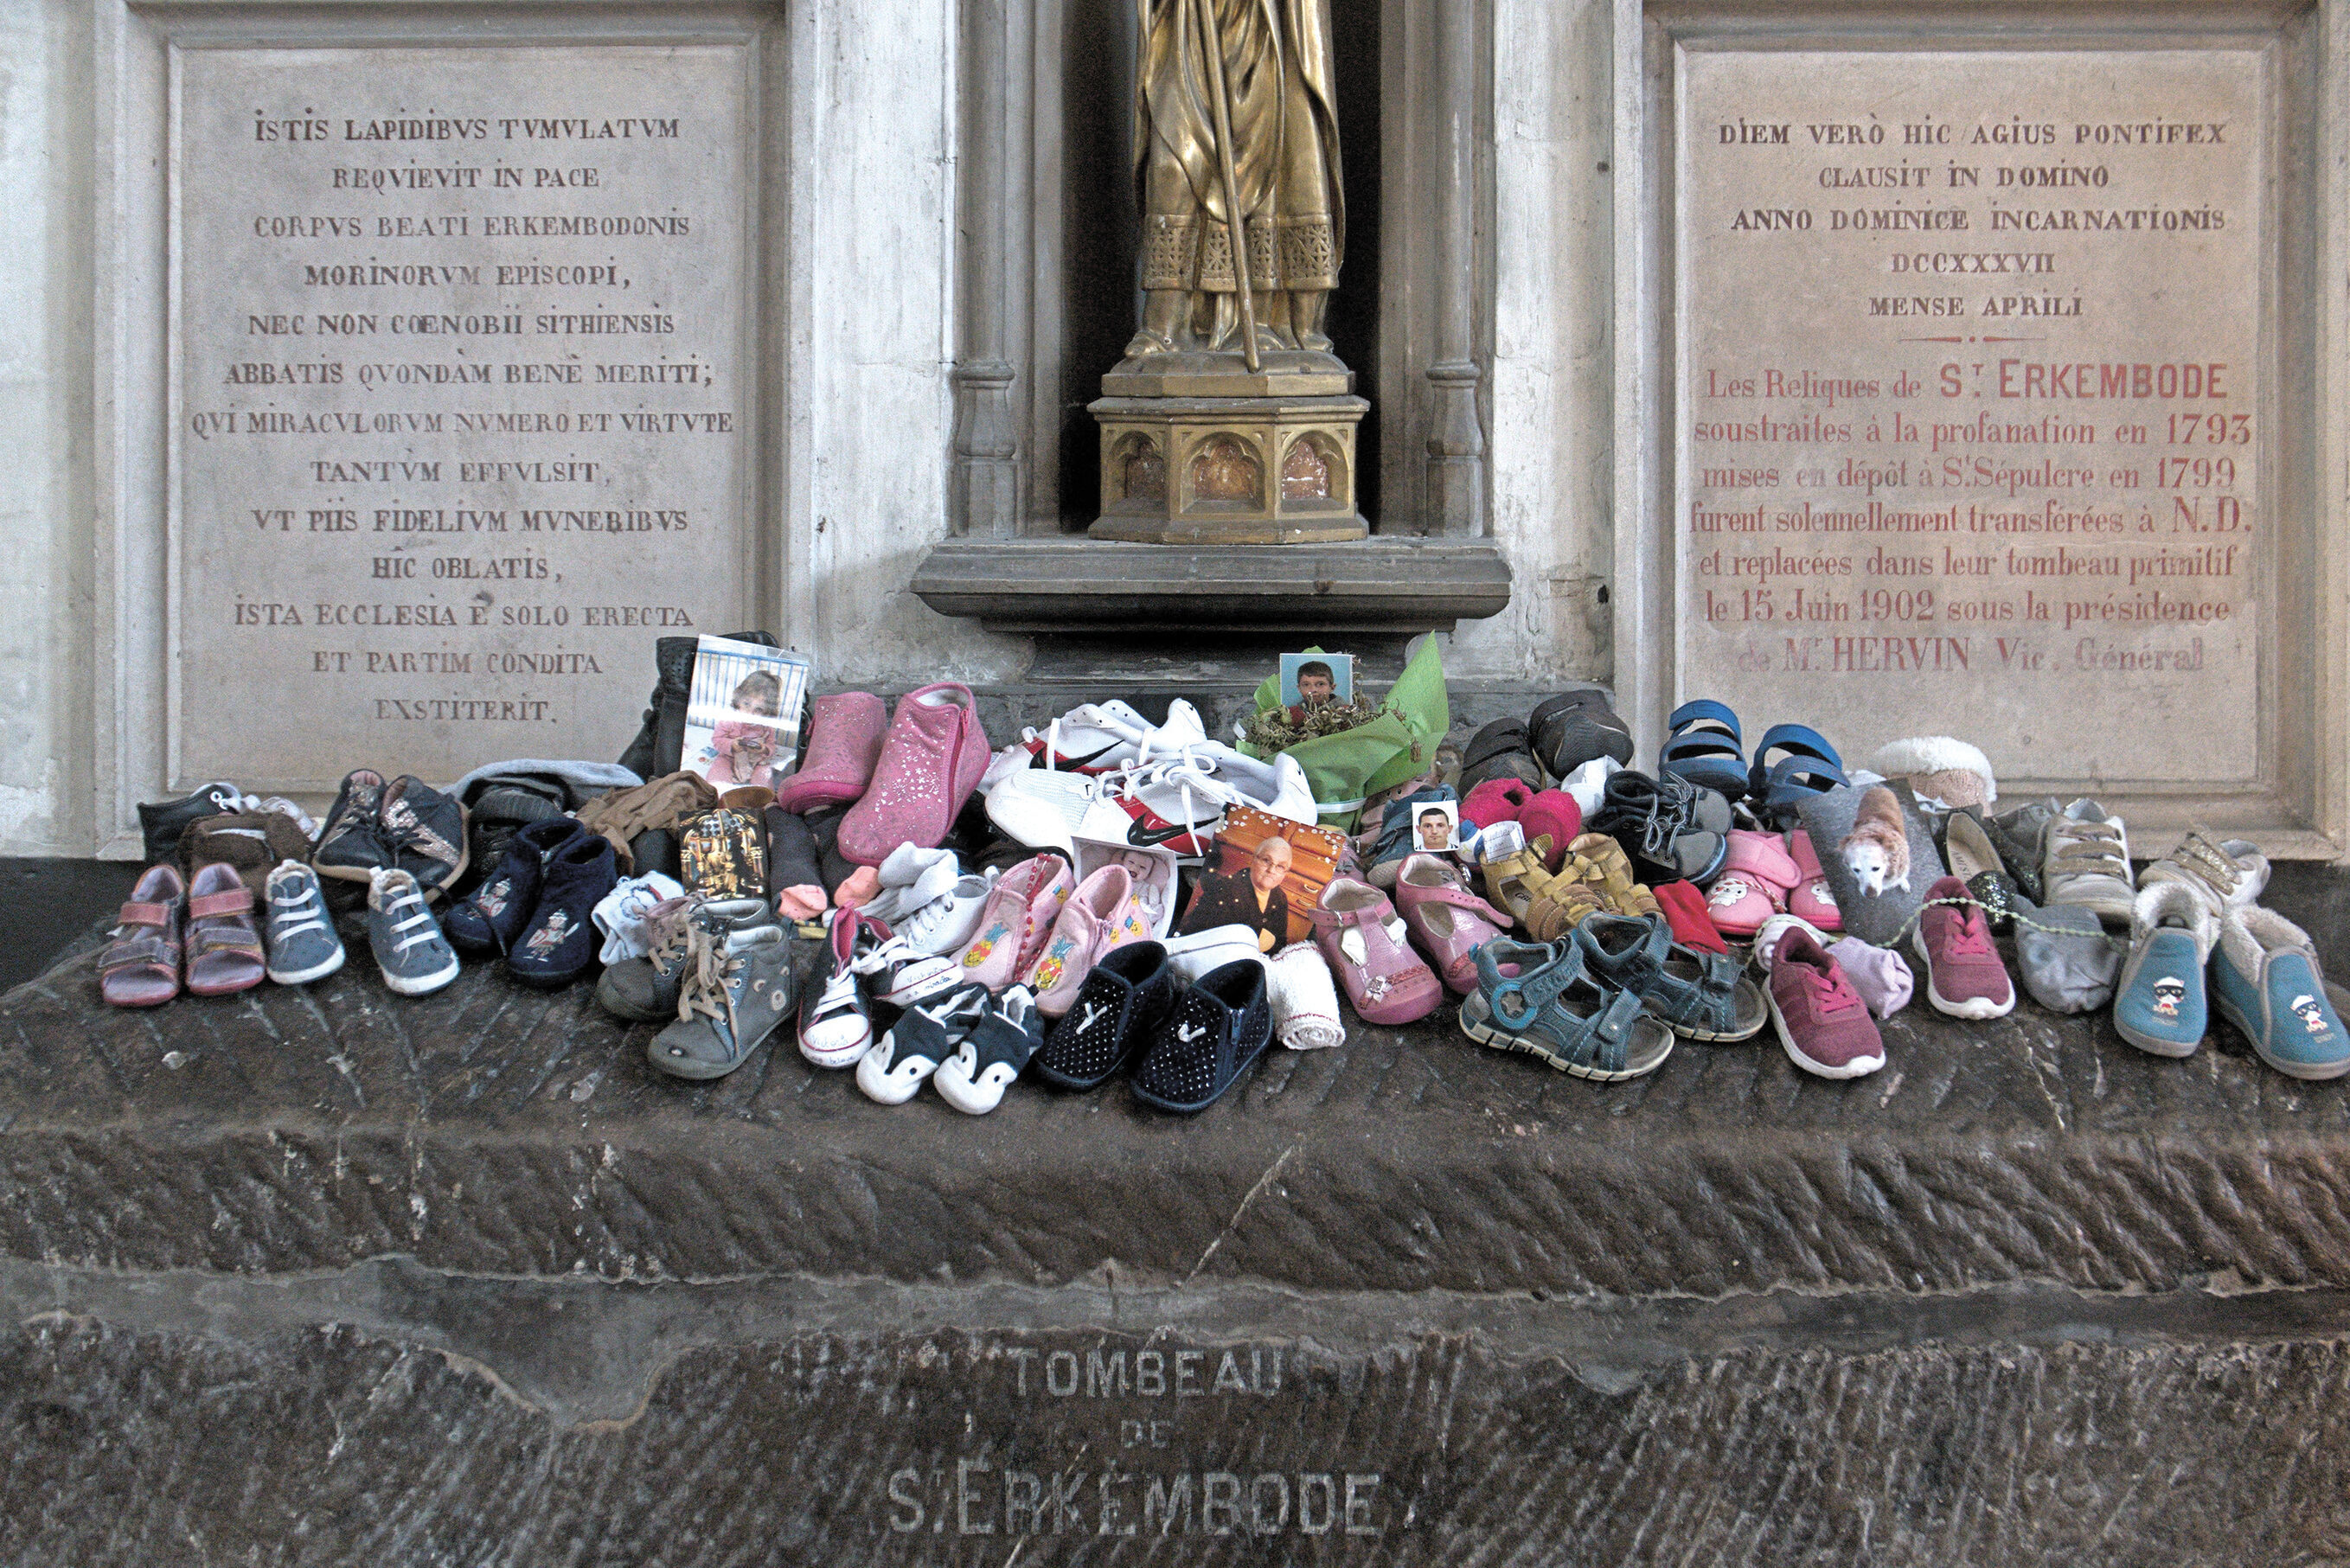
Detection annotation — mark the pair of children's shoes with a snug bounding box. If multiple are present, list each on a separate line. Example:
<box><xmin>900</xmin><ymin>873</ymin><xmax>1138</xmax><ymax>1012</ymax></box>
<box><xmin>442</xmin><ymin>816</ymin><xmax>618</xmax><ymax>987</ymax></box>
<box><xmin>100</xmin><ymin>861</ymin><xmax>267</xmax><ymax>1004</ymax></box>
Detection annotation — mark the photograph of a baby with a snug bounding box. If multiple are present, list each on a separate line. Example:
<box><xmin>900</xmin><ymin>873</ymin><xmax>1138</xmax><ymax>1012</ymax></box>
<box><xmin>682</xmin><ymin>637</ymin><xmax>812</xmax><ymax>792</ymax></box>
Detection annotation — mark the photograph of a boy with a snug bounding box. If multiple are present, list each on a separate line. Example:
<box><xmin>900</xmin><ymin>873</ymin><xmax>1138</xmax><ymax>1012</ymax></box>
<box><xmin>1280</xmin><ymin>653</ymin><xmax>1354</xmax><ymax>725</ymax></box>
<box><xmin>702</xmin><ymin>669</ymin><xmax>784</xmax><ymax>789</ymax></box>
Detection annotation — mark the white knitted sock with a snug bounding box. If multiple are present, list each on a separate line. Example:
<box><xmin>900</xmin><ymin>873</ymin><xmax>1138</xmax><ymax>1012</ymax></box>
<box><xmin>1265</xmin><ymin>941</ymin><xmax>1346</xmax><ymax>1050</ymax></box>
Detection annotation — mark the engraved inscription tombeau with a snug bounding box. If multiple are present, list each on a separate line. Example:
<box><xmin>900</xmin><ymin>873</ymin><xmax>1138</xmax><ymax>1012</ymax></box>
<box><xmin>175</xmin><ymin>44</ymin><xmax>752</xmax><ymax>790</ymax></box>
<box><xmin>1675</xmin><ymin>48</ymin><xmax>2267</xmax><ymax>784</ymax></box>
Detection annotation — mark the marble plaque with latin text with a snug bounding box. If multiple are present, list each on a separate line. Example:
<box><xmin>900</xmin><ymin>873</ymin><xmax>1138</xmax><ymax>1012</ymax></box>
<box><xmin>172</xmin><ymin>42</ymin><xmax>755</xmax><ymax>790</ymax></box>
<box><xmin>1675</xmin><ymin>47</ymin><xmax>2268</xmax><ymax>784</ymax></box>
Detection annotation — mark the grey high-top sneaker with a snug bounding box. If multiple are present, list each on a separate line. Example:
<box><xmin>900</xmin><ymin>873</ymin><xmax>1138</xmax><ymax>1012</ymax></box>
<box><xmin>596</xmin><ymin>895</ymin><xmax>776</xmax><ymax>1022</ymax></box>
<box><xmin>649</xmin><ymin>922</ymin><xmax>797</xmax><ymax>1079</ymax></box>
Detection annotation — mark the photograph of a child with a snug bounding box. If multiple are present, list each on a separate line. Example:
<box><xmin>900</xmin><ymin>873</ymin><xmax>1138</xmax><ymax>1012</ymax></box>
<box><xmin>683</xmin><ymin>637</ymin><xmax>813</xmax><ymax>791</ymax></box>
<box><xmin>1412</xmin><ymin>799</ymin><xmax>1463</xmax><ymax>853</ymax></box>
<box><xmin>1280</xmin><ymin>652</ymin><xmax>1354</xmax><ymax>724</ymax></box>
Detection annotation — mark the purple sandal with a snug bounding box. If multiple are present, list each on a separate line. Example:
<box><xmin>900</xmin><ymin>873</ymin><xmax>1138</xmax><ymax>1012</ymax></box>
<box><xmin>1310</xmin><ymin>877</ymin><xmax>1443</xmax><ymax>1026</ymax></box>
<box><xmin>100</xmin><ymin>863</ymin><xmax>187</xmax><ymax>1008</ymax></box>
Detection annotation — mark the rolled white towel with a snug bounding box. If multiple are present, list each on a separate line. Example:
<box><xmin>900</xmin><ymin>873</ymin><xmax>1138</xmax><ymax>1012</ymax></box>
<box><xmin>1265</xmin><ymin>941</ymin><xmax>1346</xmax><ymax>1051</ymax></box>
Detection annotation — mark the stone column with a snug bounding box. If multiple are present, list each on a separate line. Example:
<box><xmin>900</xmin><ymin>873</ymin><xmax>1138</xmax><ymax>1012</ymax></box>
<box><xmin>951</xmin><ymin>0</ymin><xmax>1020</xmax><ymax>536</ymax></box>
<box><xmin>1425</xmin><ymin>0</ymin><xmax>1485</xmax><ymax>536</ymax></box>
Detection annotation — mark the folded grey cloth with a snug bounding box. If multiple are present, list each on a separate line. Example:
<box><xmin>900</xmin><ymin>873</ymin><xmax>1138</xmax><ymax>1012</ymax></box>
<box><xmin>1795</xmin><ymin>781</ymin><xmax>1948</xmax><ymax>948</ymax></box>
<box><xmin>2013</xmin><ymin>896</ymin><xmax>2122</xmax><ymax>1014</ymax></box>
<box><xmin>444</xmin><ymin>758</ymin><xmax>644</xmax><ymax>809</ymax></box>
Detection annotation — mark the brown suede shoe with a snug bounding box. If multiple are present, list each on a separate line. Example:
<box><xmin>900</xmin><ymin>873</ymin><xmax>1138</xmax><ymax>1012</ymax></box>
<box><xmin>1564</xmin><ymin>833</ymin><xmax>1662</xmax><ymax>919</ymax></box>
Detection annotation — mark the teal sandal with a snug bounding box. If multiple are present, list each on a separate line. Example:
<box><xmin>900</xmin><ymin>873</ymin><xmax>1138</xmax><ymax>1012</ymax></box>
<box><xmin>1458</xmin><ymin>938</ymin><xmax>1675</xmax><ymax>1081</ymax></box>
<box><xmin>1573</xmin><ymin>912</ymin><xmax>1767</xmax><ymax>1041</ymax></box>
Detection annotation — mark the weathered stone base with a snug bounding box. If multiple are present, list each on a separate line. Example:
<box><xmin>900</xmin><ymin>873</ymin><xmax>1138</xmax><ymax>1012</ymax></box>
<box><xmin>9</xmin><ymin>934</ymin><xmax>2350</xmax><ymax>1561</ymax></box>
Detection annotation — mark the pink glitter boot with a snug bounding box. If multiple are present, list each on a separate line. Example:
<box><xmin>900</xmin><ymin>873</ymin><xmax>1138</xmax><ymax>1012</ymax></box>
<box><xmin>837</xmin><ymin>683</ymin><xmax>993</xmax><ymax>865</ymax></box>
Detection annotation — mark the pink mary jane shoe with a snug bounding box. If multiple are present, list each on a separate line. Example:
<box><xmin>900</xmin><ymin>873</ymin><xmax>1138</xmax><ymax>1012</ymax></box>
<box><xmin>1311</xmin><ymin>877</ymin><xmax>1443</xmax><ymax>1026</ymax></box>
<box><xmin>1393</xmin><ymin>852</ymin><xmax>1514</xmax><ymax>995</ymax></box>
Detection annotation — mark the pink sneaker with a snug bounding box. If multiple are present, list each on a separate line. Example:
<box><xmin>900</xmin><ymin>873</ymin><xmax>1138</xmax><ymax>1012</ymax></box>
<box><xmin>1311</xmin><ymin>877</ymin><xmax>1443</xmax><ymax>1026</ymax></box>
<box><xmin>1703</xmin><ymin>829</ymin><xmax>1798</xmax><ymax>938</ymax></box>
<box><xmin>837</xmin><ymin>684</ymin><xmax>992</xmax><ymax>865</ymax></box>
<box><xmin>1025</xmin><ymin>865</ymin><xmax>1138</xmax><ymax>1016</ymax></box>
<box><xmin>1764</xmin><ymin>925</ymin><xmax>1885</xmax><ymax>1078</ymax></box>
<box><xmin>954</xmin><ymin>854</ymin><xmax>1074</xmax><ymax>991</ymax></box>
<box><xmin>1784</xmin><ymin>829</ymin><xmax>1843</xmax><ymax>931</ymax></box>
<box><xmin>1912</xmin><ymin>875</ymin><xmax>2015</xmax><ymax>1019</ymax></box>
<box><xmin>774</xmin><ymin>692</ymin><xmax>887</xmax><ymax>814</ymax></box>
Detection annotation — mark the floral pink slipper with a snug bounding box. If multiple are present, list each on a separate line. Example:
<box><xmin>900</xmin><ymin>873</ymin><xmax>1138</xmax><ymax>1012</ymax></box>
<box><xmin>1311</xmin><ymin>877</ymin><xmax>1443</xmax><ymax>1025</ymax></box>
<box><xmin>1393</xmin><ymin>853</ymin><xmax>1512</xmax><ymax>995</ymax></box>
<box><xmin>1703</xmin><ymin>829</ymin><xmax>1800</xmax><ymax>938</ymax></box>
<box><xmin>838</xmin><ymin>684</ymin><xmax>993</xmax><ymax>866</ymax></box>
<box><xmin>1025</xmin><ymin>865</ymin><xmax>1135</xmax><ymax>1016</ymax></box>
<box><xmin>955</xmin><ymin>854</ymin><xmax>1073</xmax><ymax>991</ymax></box>
<box><xmin>100</xmin><ymin>863</ymin><xmax>187</xmax><ymax>1008</ymax></box>
<box><xmin>1784</xmin><ymin>828</ymin><xmax>1843</xmax><ymax>931</ymax></box>
<box><xmin>775</xmin><ymin>692</ymin><xmax>887</xmax><ymax>814</ymax></box>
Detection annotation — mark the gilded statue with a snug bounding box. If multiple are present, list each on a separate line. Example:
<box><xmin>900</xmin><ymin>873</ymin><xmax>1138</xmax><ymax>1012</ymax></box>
<box><xmin>1124</xmin><ymin>0</ymin><xmax>1344</xmax><ymax>361</ymax></box>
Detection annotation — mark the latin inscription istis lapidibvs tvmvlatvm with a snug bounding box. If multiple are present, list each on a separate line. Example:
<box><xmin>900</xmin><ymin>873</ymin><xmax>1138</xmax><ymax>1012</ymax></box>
<box><xmin>1677</xmin><ymin>48</ymin><xmax>2265</xmax><ymax>784</ymax></box>
<box><xmin>176</xmin><ymin>47</ymin><xmax>751</xmax><ymax>790</ymax></box>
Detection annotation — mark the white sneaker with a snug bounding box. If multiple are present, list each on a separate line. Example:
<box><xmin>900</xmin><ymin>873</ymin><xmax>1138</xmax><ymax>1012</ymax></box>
<box><xmin>861</xmin><ymin>847</ymin><xmax>963</xmax><ymax>926</ymax></box>
<box><xmin>2140</xmin><ymin>823</ymin><xmax>2270</xmax><ymax>918</ymax></box>
<box><xmin>986</xmin><ymin>767</ymin><xmax>1108</xmax><ymax>854</ymax></box>
<box><xmin>1018</xmin><ymin>702</ymin><xmax>1155</xmax><ymax>772</ymax></box>
<box><xmin>854</xmin><ymin>933</ymin><xmax>962</xmax><ymax>1007</ymax></box>
<box><xmin>1163</xmin><ymin>923</ymin><xmax>1269</xmax><ymax>982</ymax></box>
<box><xmin>896</xmin><ymin>869</ymin><xmax>999</xmax><ymax>956</ymax></box>
<box><xmin>2043</xmin><ymin>799</ymin><xmax>2136</xmax><ymax>924</ymax></box>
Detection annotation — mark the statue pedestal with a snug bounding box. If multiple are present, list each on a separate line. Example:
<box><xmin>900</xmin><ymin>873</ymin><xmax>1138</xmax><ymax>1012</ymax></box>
<box><xmin>1087</xmin><ymin>354</ymin><xmax>1369</xmax><ymax>545</ymax></box>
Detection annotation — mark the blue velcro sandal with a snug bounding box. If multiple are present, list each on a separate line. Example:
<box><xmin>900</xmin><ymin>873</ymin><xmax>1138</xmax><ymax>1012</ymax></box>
<box><xmin>1572</xmin><ymin>912</ymin><xmax>1767</xmax><ymax>1041</ymax></box>
<box><xmin>1749</xmin><ymin>726</ymin><xmax>1847</xmax><ymax>829</ymax></box>
<box><xmin>1660</xmin><ymin>700</ymin><xmax>1749</xmax><ymax>800</ymax></box>
<box><xmin>1458</xmin><ymin>938</ymin><xmax>1674</xmax><ymax>1080</ymax></box>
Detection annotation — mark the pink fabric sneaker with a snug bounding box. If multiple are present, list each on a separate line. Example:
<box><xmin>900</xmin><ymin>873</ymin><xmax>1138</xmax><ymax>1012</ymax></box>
<box><xmin>1025</xmin><ymin>865</ymin><xmax>1141</xmax><ymax>1016</ymax></box>
<box><xmin>1311</xmin><ymin>877</ymin><xmax>1443</xmax><ymax>1025</ymax></box>
<box><xmin>837</xmin><ymin>683</ymin><xmax>992</xmax><ymax>866</ymax></box>
<box><xmin>1703</xmin><ymin>829</ymin><xmax>1800</xmax><ymax>938</ymax></box>
<box><xmin>1785</xmin><ymin>828</ymin><xmax>1842</xmax><ymax>931</ymax></box>
<box><xmin>1912</xmin><ymin>874</ymin><xmax>2015</xmax><ymax>1019</ymax></box>
<box><xmin>774</xmin><ymin>692</ymin><xmax>887</xmax><ymax>814</ymax></box>
<box><xmin>954</xmin><ymin>854</ymin><xmax>1073</xmax><ymax>991</ymax></box>
<box><xmin>1394</xmin><ymin>852</ymin><xmax>1513</xmax><ymax>995</ymax></box>
<box><xmin>1764</xmin><ymin>924</ymin><xmax>1886</xmax><ymax>1078</ymax></box>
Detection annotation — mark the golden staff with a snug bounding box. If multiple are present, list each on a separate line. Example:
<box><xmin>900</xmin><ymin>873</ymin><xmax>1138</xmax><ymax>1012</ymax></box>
<box><xmin>1190</xmin><ymin>0</ymin><xmax>1263</xmax><ymax>372</ymax></box>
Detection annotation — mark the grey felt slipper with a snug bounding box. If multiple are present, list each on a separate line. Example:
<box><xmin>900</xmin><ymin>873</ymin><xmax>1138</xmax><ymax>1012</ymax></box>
<box><xmin>2013</xmin><ymin>894</ymin><xmax>2123</xmax><ymax>1014</ymax></box>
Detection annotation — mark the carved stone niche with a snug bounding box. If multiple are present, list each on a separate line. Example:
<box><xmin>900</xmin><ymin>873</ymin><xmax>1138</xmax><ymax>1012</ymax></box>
<box><xmin>1091</xmin><ymin>398</ymin><xmax>1368</xmax><ymax>545</ymax></box>
<box><xmin>913</xmin><ymin>0</ymin><xmax>1509</xmax><ymax>635</ymax></box>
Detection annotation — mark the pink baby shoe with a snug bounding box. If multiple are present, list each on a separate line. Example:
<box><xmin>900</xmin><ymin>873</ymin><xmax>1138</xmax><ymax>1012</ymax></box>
<box><xmin>1394</xmin><ymin>852</ymin><xmax>1514</xmax><ymax>995</ymax></box>
<box><xmin>775</xmin><ymin>692</ymin><xmax>887</xmax><ymax>814</ymax></box>
<box><xmin>1024</xmin><ymin>865</ymin><xmax>1139</xmax><ymax>1016</ymax></box>
<box><xmin>1784</xmin><ymin>828</ymin><xmax>1843</xmax><ymax>931</ymax></box>
<box><xmin>837</xmin><ymin>684</ymin><xmax>993</xmax><ymax>865</ymax></box>
<box><xmin>1703</xmin><ymin>829</ymin><xmax>1800</xmax><ymax>938</ymax></box>
<box><xmin>954</xmin><ymin>854</ymin><xmax>1074</xmax><ymax>992</ymax></box>
<box><xmin>1311</xmin><ymin>878</ymin><xmax>1443</xmax><ymax>1026</ymax></box>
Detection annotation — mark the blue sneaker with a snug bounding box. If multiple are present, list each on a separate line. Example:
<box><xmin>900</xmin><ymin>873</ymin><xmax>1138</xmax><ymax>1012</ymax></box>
<box><xmin>2211</xmin><ymin>906</ymin><xmax>2350</xmax><ymax>1080</ymax></box>
<box><xmin>2112</xmin><ymin>882</ymin><xmax>2213</xmax><ymax>1058</ymax></box>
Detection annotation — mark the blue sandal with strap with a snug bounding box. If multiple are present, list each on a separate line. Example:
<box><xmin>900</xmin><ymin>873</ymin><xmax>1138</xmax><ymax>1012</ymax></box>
<box><xmin>1457</xmin><ymin>938</ymin><xmax>1675</xmax><ymax>1080</ymax></box>
<box><xmin>1660</xmin><ymin>700</ymin><xmax>1749</xmax><ymax>800</ymax></box>
<box><xmin>1748</xmin><ymin>725</ymin><xmax>1847</xmax><ymax>829</ymax></box>
<box><xmin>1572</xmin><ymin>912</ymin><xmax>1767</xmax><ymax>1041</ymax></box>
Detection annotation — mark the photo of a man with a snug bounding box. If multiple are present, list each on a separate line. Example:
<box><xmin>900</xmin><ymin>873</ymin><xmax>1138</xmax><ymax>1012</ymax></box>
<box><xmin>1416</xmin><ymin>804</ymin><xmax>1457</xmax><ymax>852</ymax></box>
<box><xmin>1181</xmin><ymin>835</ymin><xmax>1293</xmax><ymax>952</ymax></box>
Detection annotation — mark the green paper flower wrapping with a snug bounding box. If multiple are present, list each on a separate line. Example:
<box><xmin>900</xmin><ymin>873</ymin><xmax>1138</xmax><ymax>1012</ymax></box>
<box><xmin>1238</xmin><ymin>640</ymin><xmax>1450</xmax><ymax>832</ymax></box>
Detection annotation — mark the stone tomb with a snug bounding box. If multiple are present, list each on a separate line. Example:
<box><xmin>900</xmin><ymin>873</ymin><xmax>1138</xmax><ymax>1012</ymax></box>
<box><xmin>127</xmin><ymin>29</ymin><xmax>765</xmax><ymax>803</ymax></box>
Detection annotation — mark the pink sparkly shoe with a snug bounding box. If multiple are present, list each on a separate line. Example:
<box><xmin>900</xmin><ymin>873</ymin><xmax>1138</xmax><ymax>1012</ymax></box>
<box><xmin>775</xmin><ymin>692</ymin><xmax>887</xmax><ymax>814</ymax></box>
<box><xmin>954</xmin><ymin>854</ymin><xmax>1074</xmax><ymax>992</ymax></box>
<box><xmin>1024</xmin><ymin>864</ymin><xmax>1138</xmax><ymax>1017</ymax></box>
<box><xmin>837</xmin><ymin>684</ymin><xmax>993</xmax><ymax>866</ymax></box>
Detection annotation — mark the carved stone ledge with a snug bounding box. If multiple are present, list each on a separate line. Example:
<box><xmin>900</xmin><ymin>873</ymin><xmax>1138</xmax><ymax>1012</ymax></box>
<box><xmin>908</xmin><ymin>537</ymin><xmax>1514</xmax><ymax>635</ymax></box>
